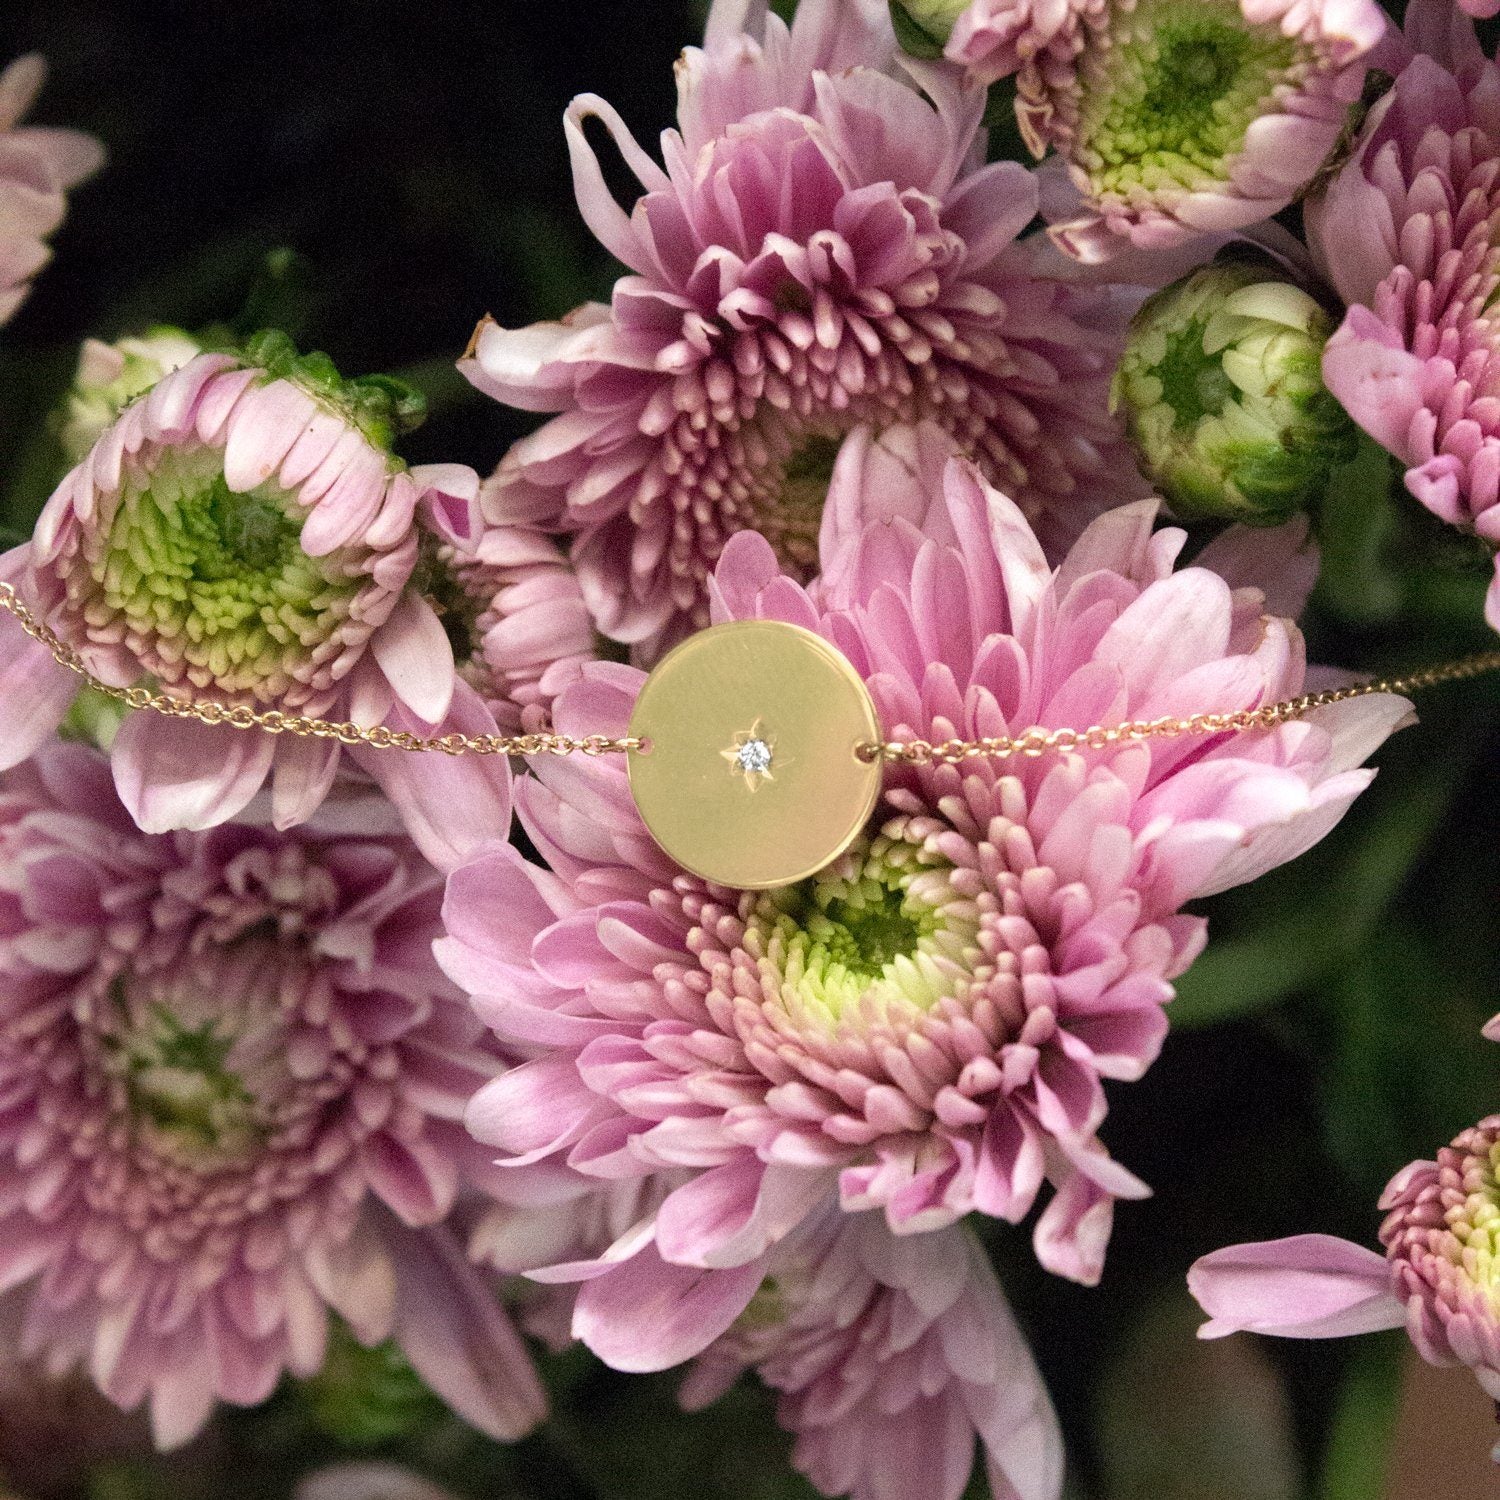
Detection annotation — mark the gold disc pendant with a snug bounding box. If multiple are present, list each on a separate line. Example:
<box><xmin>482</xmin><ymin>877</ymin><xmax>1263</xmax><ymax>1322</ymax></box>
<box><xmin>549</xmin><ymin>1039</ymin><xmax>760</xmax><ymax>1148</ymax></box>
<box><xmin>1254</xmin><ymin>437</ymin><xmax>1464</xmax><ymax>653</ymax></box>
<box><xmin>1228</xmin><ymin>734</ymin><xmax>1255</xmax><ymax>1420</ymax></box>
<box><xmin>627</xmin><ymin>620</ymin><xmax>884</xmax><ymax>890</ymax></box>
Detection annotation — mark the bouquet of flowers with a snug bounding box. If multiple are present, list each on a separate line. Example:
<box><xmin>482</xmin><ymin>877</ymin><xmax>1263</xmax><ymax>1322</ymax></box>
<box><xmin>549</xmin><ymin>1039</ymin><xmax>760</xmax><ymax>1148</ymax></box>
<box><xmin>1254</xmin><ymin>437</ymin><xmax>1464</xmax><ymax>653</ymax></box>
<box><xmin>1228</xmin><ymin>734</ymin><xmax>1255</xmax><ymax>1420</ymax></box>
<box><xmin>0</xmin><ymin>1</ymin><xmax>1497</xmax><ymax>1496</ymax></box>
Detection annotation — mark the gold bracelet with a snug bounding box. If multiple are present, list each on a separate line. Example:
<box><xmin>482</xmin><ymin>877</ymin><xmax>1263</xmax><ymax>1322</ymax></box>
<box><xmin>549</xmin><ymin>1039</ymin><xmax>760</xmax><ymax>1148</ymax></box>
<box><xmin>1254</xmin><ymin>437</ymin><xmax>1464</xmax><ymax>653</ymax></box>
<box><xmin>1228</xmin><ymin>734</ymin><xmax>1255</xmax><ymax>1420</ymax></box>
<box><xmin>4</xmin><ymin>582</ymin><xmax>1496</xmax><ymax>889</ymax></box>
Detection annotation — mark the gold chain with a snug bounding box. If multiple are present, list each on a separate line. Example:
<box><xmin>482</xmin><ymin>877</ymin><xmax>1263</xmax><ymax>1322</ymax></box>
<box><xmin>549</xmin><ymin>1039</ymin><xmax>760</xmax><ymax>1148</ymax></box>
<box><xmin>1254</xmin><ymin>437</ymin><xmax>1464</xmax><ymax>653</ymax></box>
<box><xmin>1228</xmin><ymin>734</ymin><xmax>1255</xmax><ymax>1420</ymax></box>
<box><xmin>864</xmin><ymin>653</ymin><xmax>1500</xmax><ymax>764</ymax></box>
<box><xmin>0</xmin><ymin>583</ymin><xmax>641</xmax><ymax>758</ymax></box>
<box><xmin>4</xmin><ymin>581</ymin><xmax>1499</xmax><ymax>765</ymax></box>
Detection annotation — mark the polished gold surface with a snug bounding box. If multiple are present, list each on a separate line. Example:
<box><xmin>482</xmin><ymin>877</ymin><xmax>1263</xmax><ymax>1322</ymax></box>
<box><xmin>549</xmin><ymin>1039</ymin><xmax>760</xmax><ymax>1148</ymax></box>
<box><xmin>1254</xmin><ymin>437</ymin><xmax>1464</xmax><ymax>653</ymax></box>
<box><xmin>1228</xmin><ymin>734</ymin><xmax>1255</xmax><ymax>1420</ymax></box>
<box><xmin>625</xmin><ymin>619</ymin><xmax>883</xmax><ymax>890</ymax></box>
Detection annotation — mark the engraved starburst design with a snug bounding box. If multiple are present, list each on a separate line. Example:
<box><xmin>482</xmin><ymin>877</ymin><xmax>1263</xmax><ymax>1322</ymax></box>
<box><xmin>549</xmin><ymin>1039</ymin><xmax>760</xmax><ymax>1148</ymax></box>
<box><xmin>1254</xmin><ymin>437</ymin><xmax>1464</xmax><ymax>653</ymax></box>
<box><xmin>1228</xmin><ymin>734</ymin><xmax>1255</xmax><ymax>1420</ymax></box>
<box><xmin>722</xmin><ymin>718</ymin><xmax>776</xmax><ymax>791</ymax></box>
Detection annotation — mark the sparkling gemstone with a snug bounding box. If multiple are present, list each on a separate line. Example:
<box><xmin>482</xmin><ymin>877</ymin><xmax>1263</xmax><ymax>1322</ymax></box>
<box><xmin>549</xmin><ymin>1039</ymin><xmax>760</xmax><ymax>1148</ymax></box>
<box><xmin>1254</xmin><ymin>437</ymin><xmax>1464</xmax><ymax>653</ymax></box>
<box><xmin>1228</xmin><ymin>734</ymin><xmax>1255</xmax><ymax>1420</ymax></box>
<box><xmin>736</xmin><ymin>738</ymin><xmax>773</xmax><ymax>775</ymax></box>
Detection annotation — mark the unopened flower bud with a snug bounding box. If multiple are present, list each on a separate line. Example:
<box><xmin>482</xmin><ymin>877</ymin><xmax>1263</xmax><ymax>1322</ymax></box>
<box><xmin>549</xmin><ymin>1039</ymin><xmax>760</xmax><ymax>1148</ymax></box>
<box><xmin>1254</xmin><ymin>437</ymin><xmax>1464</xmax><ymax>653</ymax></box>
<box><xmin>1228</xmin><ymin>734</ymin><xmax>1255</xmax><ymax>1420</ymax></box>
<box><xmin>57</xmin><ymin>327</ymin><xmax>202</xmax><ymax>461</ymax></box>
<box><xmin>1112</xmin><ymin>261</ymin><xmax>1357</xmax><ymax>524</ymax></box>
<box><xmin>891</xmin><ymin>0</ymin><xmax>970</xmax><ymax>52</ymax></box>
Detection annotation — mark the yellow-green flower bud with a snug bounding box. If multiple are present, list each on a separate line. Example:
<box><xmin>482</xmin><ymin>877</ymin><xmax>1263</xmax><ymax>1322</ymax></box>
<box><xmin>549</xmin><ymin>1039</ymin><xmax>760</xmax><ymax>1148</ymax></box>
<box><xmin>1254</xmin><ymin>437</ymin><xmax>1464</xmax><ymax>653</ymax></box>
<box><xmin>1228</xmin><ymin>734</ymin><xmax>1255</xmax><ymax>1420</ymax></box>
<box><xmin>57</xmin><ymin>327</ymin><xmax>202</xmax><ymax>462</ymax></box>
<box><xmin>890</xmin><ymin>0</ymin><xmax>970</xmax><ymax>54</ymax></box>
<box><xmin>1112</xmin><ymin>260</ymin><xmax>1357</xmax><ymax>524</ymax></box>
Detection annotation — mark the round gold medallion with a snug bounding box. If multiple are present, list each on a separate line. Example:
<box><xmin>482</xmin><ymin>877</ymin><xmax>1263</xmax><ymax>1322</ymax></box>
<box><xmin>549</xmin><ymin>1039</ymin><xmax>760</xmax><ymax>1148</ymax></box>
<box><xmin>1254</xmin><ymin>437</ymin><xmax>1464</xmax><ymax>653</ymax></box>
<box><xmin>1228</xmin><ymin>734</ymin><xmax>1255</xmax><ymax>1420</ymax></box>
<box><xmin>627</xmin><ymin>620</ymin><xmax>884</xmax><ymax>890</ymax></box>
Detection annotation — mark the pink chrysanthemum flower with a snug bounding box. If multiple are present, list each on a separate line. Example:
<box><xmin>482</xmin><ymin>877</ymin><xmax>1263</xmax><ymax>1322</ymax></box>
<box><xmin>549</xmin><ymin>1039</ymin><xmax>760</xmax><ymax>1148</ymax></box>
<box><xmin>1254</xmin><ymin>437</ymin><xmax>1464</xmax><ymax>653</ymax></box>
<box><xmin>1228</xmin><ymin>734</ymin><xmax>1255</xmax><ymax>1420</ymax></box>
<box><xmin>416</xmin><ymin>519</ymin><xmax>595</xmax><ymax>734</ymax></box>
<box><xmin>0</xmin><ymin>742</ymin><xmax>545</xmax><ymax>1449</ymax></box>
<box><xmin>680</xmin><ymin>1218</ymin><xmax>1060</xmax><ymax>1500</ymax></box>
<box><xmin>1190</xmin><ymin>1106</ymin><xmax>1500</xmax><ymax>1402</ymax></box>
<box><xmin>440</xmin><ymin>458</ymin><xmax>1407</xmax><ymax>1306</ymax></box>
<box><xmin>974</xmin><ymin>0</ymin><xmax>1385</xmax><ymax>260</ymax></box>
<box><xmin>0</xmin><ymin>347</ymin><xmax>512</xmax><ymax>870</ymax></box>
<box><xmin>0</xmin><ymin>55</ymin><xmax>103</xmax><ymax>326</ymax></box>
<box><xmin>478</xmin><ymin>1184</ymin><xmax>1063</xmax><ymax>1500</ymax></box>
<box><xmin>460</xmin><ymin>0</ymin><xmax>1144</xmax><ymax>655</ymax></box>
<box><xmin>1308</xmin><ymin>2</ymin><xmax>1500</xmax><ymax>631</ymax></box>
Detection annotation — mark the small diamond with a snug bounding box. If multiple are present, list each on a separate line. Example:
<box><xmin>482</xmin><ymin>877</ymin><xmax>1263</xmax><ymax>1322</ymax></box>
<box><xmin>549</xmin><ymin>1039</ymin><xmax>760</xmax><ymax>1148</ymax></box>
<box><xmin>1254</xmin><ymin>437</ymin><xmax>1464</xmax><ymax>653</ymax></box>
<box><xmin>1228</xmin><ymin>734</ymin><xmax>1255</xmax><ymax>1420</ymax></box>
<box><xmin>722</xmin><ymin>720</ymin><xmax>778</xmax><ymax>790</ymax></box>
<box><xmin>735</xmin><ymin>738</ymin><xmax>773</xmax><ymax>775</ymax></box>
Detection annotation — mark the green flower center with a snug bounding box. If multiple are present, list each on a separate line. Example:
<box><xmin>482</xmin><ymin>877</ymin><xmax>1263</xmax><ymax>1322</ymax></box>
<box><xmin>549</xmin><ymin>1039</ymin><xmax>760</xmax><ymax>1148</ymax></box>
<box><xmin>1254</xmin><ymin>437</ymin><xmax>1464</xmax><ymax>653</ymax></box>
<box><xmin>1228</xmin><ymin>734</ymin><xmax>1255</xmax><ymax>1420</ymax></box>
<box><xmin>1451</xmin><ymin>1138</ymin><xmax>1500</xmax><ymax>1300</ymax></box>
<box><xmin>84</xmin><ymin>446</ymin><xmax>365</xmax><ymax>701</ymax></box>
<box><xmin>1154</xmin><ymin>315</ymin><xmax>1233</xmax><ymax>430</ymax></box>
<box><xmin>747</xmin><ymin>835</ymin><xmax>982</xmax><ymax>1025</ymax></box>
<box><xmin>1076</xmin><ymin>0</ymin><xmax>1299</xmax><ymax>196</ymax></box>
<box><xmin>106</xmin><ymin>980</ymin><xmax>270</xmax><ymax>1167</ymax></box>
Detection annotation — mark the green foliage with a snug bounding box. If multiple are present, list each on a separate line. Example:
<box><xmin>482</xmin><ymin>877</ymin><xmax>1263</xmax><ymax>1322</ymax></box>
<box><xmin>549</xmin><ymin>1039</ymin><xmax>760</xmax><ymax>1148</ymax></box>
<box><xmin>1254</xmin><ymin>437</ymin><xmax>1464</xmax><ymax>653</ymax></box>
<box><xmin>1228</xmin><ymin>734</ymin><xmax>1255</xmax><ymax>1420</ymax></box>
<box><xmin>230</xmin><ymin>248</ymin><xmax>314</xmax><ymax>345</ymax></box>
<box><xmin>300</xmin><ymin>1327</ymin><xmax>446</xmax><ymax>1449</ymax></box>
<box><xmin>1312</xmin><ymin>437</ymin><xmax>1405</xmax><ymax>624</ymax></box>
<box><xmin>242</xmin><ymin>329</ymin><xmax>427</xmax><ymax>447</ymax></box>
<box><xmin>1171</xmin><ymin>713</ymin><xmax>1476</xmax><ymax>1031</ymax></box>
<box><xmin>540</xmin><ymin>1370</ymin><xmax>819</xmax><ymax>1500</ymax></box>
<box><xmin>1320</xmin><ymin>920</ymin><xmax>1498</xmax><ymax>1192</ymax></box>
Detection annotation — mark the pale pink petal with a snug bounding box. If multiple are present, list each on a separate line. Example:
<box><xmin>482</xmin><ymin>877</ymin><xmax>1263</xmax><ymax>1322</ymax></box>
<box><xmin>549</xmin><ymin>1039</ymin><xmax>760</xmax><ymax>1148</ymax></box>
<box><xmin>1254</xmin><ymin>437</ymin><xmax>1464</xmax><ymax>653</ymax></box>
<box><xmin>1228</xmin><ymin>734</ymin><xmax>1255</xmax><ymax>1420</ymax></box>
<box><xmin>0</xmin><ymin>618</ymin><xmax>75</xmax><ymax>771</ymax></box>
<box><xmin>1189</xmin><ymin>1235</ymin><xmax>1405</xmax><ymax>1339</ymax></box>
<box><xmin>386</xmin><ymin>1220</ymin><xmax>547</xmax><ymax>1441</ymax></box>
<box><xmin>574</xmin><ymin>1245</ymin><xmax>764</xmax><ymax>1372</ymax></box>
<box><xmin>350</xmin><ymin>680</ymin><xmax>512</xmax><ymax>874</ymax></box>
<box><xmin>111</xmin><ymin>713</ymin><xmax>275</xmax><ymax>832</ymax></box>
<box><xmin>369</xmin><ymin>593</ymin><xmax>456</xmax><ymax>726</ymax></box>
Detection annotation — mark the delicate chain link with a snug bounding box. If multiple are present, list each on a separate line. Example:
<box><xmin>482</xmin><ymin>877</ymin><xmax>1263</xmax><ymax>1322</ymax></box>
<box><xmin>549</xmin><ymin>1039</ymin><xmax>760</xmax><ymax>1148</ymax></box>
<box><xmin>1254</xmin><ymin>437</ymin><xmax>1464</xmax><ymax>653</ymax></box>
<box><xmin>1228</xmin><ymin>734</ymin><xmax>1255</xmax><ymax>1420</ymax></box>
<box><xmin>4</xmin><ymin>581</ymin><xmax>1498</xmax><ymax>765</ymax></box>
<box><xmin>0</xmin><ymin>583</ymin><xmax>642</xmax><ymax>758</ymax></box>
<box><xmin>860</xmin><ymin>650</ymin><xmax>1500</xmax><ymax>765</ymax></box>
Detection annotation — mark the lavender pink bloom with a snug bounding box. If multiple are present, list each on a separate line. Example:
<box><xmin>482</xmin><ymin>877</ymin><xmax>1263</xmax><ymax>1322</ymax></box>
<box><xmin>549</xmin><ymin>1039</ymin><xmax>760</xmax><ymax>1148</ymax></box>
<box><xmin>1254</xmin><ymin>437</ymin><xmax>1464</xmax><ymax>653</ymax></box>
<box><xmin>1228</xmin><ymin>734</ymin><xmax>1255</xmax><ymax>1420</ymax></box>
<box><xmin>680</xmin><ymin>1212</ymin><xmax>1063</xmax><ymax>1500</ymax></box>
<box><xmin>460</xmin><ymin>0</ymin><xmax>1143</xmax><ymax>657</ymax></box>
<box><xmin>1190</xmin><ymin>1108</ymin><xmax>1500</xmax><ymax>1402</ymax></box>
<box><xmin>1308</xmin><ymin>0</ymin><xmax>1500</xmax><ymax>631</ymax></box>
<box><xmin>960</xmin><ymin>0</ymin><xmax>1386</xmax><ymax>261</ymax></box>
<box><xmin>440</xmin><ymin>454</ymin><xmax>1407</xmax><ymax>1327</ymax></box>
<box><xmin>428</xmin><ymin>519</ymin><xmax>596</xmax><ymax>735</ymax></box>
<box><xmin>0</xmin><ymin>743</ymin><xmax>545</xmax><ymax>1448</ymax></box>
<box><xmin>0</xmin><ymin>352</ymin><xmax>512</xmax><ymax>870</ymax></box>
<box><xmin>476</xmin><ymin>1184</ymin><xmax>1063</xmax><ymax>1500</ymax></box>
<box><xmin>0</xmin><ymin>55</ymin><xmax>103</xmax><ymax>326</ymax></box>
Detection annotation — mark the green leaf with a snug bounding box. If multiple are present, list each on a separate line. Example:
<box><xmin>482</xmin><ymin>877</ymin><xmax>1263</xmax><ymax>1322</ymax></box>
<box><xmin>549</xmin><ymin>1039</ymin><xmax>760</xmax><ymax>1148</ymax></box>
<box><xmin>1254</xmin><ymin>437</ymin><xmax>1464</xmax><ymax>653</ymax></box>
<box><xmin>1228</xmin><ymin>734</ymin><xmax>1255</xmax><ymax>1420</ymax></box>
<box><xmin>1170</xmin><ymin>911</ymin><xmax>1331</xmax><ymax>1028</ymax></box>
<box><xmin>1174</xmin><ymin>710</ymin><xmax>1476</xmax><ymax>1031</ymax></box>
<box><xmin>1326</xmin><ymin>741</ymin><xmax>1470</xmax><ymax>950</ymax></box>
<box><xmin>543</xmin><ymin>1368</ymin><xmax>818</xmax><ymax>1500</ymax></box>
<box><xmin>229</xmin><ymin>247</ymin><xmax>313</xmax><ymax>345</ymax></box>
<box><xmin>1317</xmin><ymin>914</ymin><xmax>1497</xmax><ymax>1194</ymax></box>
<box><xmin>298</xmin><ymin>1326</ymin><xmax>445</xmax><ymax>1448</ymax></box>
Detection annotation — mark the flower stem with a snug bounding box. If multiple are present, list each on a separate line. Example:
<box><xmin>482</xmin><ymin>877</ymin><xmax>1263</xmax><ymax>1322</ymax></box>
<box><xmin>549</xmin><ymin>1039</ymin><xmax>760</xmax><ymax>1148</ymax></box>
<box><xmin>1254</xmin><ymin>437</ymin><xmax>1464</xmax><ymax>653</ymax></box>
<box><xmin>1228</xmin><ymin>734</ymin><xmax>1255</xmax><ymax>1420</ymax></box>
<box><xmin>1317</xmin><ymin>1333</ymin><xmax>1404</xmax><ymax>1500</ymax></box>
